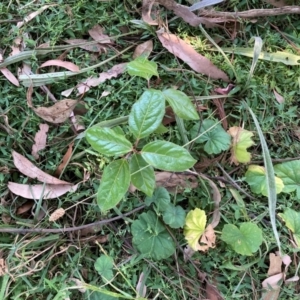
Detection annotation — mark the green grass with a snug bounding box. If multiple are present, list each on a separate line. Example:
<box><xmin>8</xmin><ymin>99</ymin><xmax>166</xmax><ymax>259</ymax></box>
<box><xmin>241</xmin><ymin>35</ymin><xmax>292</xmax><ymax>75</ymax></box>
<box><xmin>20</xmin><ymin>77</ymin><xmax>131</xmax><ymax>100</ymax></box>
<box><xmin>1</xmin><ymin>0</ymin><xmax>300</xmax><ymax>299</ymax></box>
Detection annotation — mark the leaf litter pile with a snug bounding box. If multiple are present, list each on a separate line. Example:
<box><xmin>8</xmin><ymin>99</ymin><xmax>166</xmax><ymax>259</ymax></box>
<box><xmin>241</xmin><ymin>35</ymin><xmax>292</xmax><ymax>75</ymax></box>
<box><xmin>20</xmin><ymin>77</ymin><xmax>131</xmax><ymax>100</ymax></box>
<box><xmin>1</xmin><ymin>0</ymin><xmax>300</xmax><ymax>299</ymax></box>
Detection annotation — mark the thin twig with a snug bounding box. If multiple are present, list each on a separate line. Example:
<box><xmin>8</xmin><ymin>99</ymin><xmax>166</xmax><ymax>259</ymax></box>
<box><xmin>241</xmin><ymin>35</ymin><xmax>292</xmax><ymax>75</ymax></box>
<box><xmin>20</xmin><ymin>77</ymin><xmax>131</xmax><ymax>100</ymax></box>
<box><xmin>0</xmin><ymin>205</ymin><xmax>145</xmax><ymax>234</ymax></box>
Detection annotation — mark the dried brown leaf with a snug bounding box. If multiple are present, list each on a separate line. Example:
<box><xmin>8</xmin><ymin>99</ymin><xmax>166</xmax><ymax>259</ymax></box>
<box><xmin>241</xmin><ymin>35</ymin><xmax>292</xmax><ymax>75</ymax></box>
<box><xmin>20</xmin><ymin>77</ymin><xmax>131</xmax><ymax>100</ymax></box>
<box><xmin>0</xmin><ymin>259</ymin><xmax>7</xmax><ymax>276</ymax></box>
<box><xmin>55</xmin><ymin>143</ymin><xmax>73</xmax><ymax>177</ymax></box>
<box><xmin>157</xmin><ymin>31</ymin><xmax>229</xmax><ymax>82</ymax></box>
<box><xmin>206</xmin><ymin>280</ymin><xmax>224</xmax><ymax>300</ymax></box>
<box><xmin>133</xmin><ymin>40</ymin><xmax>153</xmax><ymax>58</ymax></box>
<box><xmin>268</xmin><ymin>253</ymin><xmax>282</xmax><ymax>276</ymax></box>
<box><xmin>264</xmin><ymin>0</ymin><xmax>287</xmax><ymax>7</ymax></box>
<box><xmin>197</xmin><ymin>224</ymin><xmax>216</xmax><ymax>252</ymax></box>
<box><xmin>136</xmin><ymin>272</ymin><xmax>147</xmax><ymax>298</ymax></box>
<box><xmin>88</xmin><ymin>25</ymin><xmax>112</xmax><ymax>44</ymax></box>
<box><xmin>261</xmin><ymin>273</ymin><xmax>282</xmax><ymax>300</ymax></box>
<box><xmin>78</xmin><ymin>225</ymin><xmax>103</xmax><ymax>237</ymax></box>
<box><xmin>142</xmin><ymin>0</ymin><xmax>158</xmax><ymax>25</ymax></box>
<box><xmin>273</xmin><ymin>89</ymin><xmax>285</xmax><ymax>104</ymax></box>
<box><xmin>16</xmin><ymin>200</ymin><xmax>34</xmax><ymax>215</ymax></box>
<box><xmin>32</xmin><ymin>123</ymin><xmax>49</xmax><ymax>159</ymax></box>
<box><xmin>40</xmin><ymin>60</ymin><xmax>80</xmax><ymax>72</ymax></box>
<box><xmin>33</xmin><ymin>99</ymin><xmax>78</xmax><ymax>124</ymax></box>
<box><xmin>8</xmin><ymin>182</ymin><xmax>78</xmax><ymax>199</ymax></box>
<box><xmin>0</xmin><ymin>67</ymin><xmax>19</xmax><ymax>86</ymax></box>
<box><xmin>49</xmin><ymin>208</ymin><xmax>65</xmax><ymax>222</ymax></box>
<box><xmin>12</xmin><ymin>150</ymin><xmax>70</xmax><ymax>185</ymax></box>
<box><xmin>64</xmin><ymin>39</ymin><xmax>105</xmax><ymax>52</ymax></box>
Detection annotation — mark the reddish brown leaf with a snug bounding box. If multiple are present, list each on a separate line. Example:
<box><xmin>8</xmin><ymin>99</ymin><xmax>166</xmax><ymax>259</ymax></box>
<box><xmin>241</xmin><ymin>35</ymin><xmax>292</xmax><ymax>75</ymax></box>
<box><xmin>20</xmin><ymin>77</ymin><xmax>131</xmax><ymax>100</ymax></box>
<box><xmin>12</xmin><ymin>150</ymin><xmax>70</xmax><ymax>185</ymax></box>
<box><xmin>55</xmin><ymin>143</ymin><xmax>74</xmax><ymax>177</ymax></box>
<box><xmin>32</xmin><ymin>123</ymin><xmax>49</xmax><ymax>159</ymax></box>
<box><xmin>0</xmin><ymin>67</ymin><xmax>19</xmax><ymax>86</ymax></box>
<box><xmin>16</xmin><ymin>200</ymin><xmax>34</xmax><ymax>215</ymax></box>
<box><xmin>157</xmin><ymin>31</ymin><xmax>229</xmax><ymax>82</ymax></box>
<box><xmin>33</xmin><ymin>99</ymin><xmax>78</xmax><ymax>124</ymax></box>
<box><xmin>268</xmin><ymin>253</ymin><xmax>282</xmax><ymax>276</ymax></box>
<box><xmin>8</xmin><ymin>182</ymin><xmax>78</xmax><ymax>199</ymax></box>
<box><xmin>88</xmin><ymin>25</ymin><xmax>112</xmax><ymax>44</ymax></box>
<box><xmin>40</xmin><ymin>60</ymin><xmax>80</xmax><ymax>72</ymax></box>
<box><xmin>206</xmin><ymin>280</ymin><xmax>224</xmax><ymax>300</ymax></box>
<box><xmin>133</xmin><ymin>40</ymin><xmax>153</xmax><ymax>58</ymax></box>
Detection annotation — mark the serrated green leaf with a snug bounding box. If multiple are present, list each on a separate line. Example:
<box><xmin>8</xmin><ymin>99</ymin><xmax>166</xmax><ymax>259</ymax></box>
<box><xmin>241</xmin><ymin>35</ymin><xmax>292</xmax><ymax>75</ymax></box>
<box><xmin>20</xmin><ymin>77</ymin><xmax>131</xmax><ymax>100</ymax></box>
<box><xmin>141</xmin><ymin>141</ymin><xmax>196</xmax><ymax>172</ymax></box>
<box><xmin>278</xmin><ymin>208</ymin><xmax>300</xmax><ymax>247</ymax></box>
<box><xmin>145</xmin><ymin>187</ymin><xmax>170</xmax><ymax>211</ymax></box>
<box><xmin>94</xmin><ymin>255</ymin><xmax>114</xmax><ymax>281</ymax></box>
<box><xmin>274</xmin><ymin>160</ymin><xmax>300</xmax><ymax>199</ymax></box>
<box><xmin>191</xmin><ymin>119</ymin><xmax>231</xmax><ymax>154</ymax></box>
<box><xmin>130</xmin><ymin>154</ymin><xmax>155</xmax><ymax>196</ymax></box>
<box><xmin>97</xmin><ymin>159</ymin><xmax>130</xmax><ymax>211</ymax></box>
<box><xmin>127</xmin><ymin>56</ymin><xmax>158</xmax><ymax>80</ymax></box>
<box><xmin>245</xmin><ymin>165</ymin><xmax>284</xmax><ymax>196</ymax></box>
<box><xmin>221</xmin><ymin>222</ymin><xmax>263</xmax><ymax>256</ymax></box>
<box><xmin>129</xmin><ymin>89</ymin><xmax>165</xmax><ymax>139</ymax></box>
<box><xmin>131</xmin><ymin>211</ymin><xmax>175</xmax><ymax>260</ymax></box>
<box><xmin>183</xmin><ymin>208</ymin><xmax>207</xmax><ymax>251</ymax></box>
<box><xmin>228</xmin><ymin>126</ymin><xmax>255</xmax><ymax>164</ymax></box>
<box><xmin>163</xmin><ymin>204</ymin><xmax>186</xmax><ymax>229</ymax></box>
<box><xmin>86</xmin><ymin>126</ymin><xmax>132</xmax><ymax>157</ymax></box>
<box><xmin>162</xmin><ymin>89</ymin><xmax>199</xmax><ymax>120</ymax></box>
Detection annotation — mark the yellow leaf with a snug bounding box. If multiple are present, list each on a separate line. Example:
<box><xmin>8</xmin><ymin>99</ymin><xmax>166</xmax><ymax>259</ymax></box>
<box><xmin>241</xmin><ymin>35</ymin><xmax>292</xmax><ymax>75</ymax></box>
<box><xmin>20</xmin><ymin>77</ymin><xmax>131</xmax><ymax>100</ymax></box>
<box><xmin>228</xmin><ymin>126</ymin><xmax>255</xmax><ymax>165</ymax></box>
<box><xmin>183</xmin><ymin>208</ymin><xmax>207</xmax><ymax>251</ymax></box>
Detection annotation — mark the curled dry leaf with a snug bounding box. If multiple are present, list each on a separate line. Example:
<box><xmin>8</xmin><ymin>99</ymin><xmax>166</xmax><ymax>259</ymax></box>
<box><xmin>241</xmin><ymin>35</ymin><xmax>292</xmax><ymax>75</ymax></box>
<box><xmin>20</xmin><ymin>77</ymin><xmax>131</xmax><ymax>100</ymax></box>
<box><xmin>8</xmin><ymin>182</ymin><xmax>78</xmax><ymax>199</ymax></box>
<box><xmin>49</xmin><ymin>208</ymin><xmax>65</xmax><ymax>222</ymax></box>
<box><xmin>32</xmin><ymin>123</ymin><xmax>49</xmax><ymax>159</ymax></box>
<box><xmin>16</xmin><ymin>200</ymin><xmax>34</xmax><ymax>215</ymax></box>
<box><xmin>39</xmin><ymin>60</ymin><xmax>80</xmax><ymax>72</ymax></box>
<box><xmin>157</xmin><ymin>31</ymin><xmax>229</xmax><ymax>82</ymax></box>
<box><xmin>197</xmin><ymin>224</ymin><xmax>216</xmax><ymax>252</ymax></box>
<box><xmin>261</xmin><ymin>273</ymin><xmax>282</xmax><ymax>300</ymax></box>
<box><xmin>0</xmin><ymin>67</ymin><xmax>19</xmax><ymax>86</ymax></box>
<box><xmin>88</xmin><ymin>24</ymin><xmax>112</xmax><ymax>44</ymax></box>
<box><xmin>33</xmin><ymin>99</ymin><xmax>78</xmax><ymax>124</ymax></box>
<box><xmin>12</xmin><ymin>150</ymin><xmax>70</xmax><ymax>185</ymax></box>
<box><xmin>133</xmin><ymin>40</ymin><xmax>153</xmax><ymax>59</ymax></box>
<box><xmin>63</xmin><ymin>63</ymin><xmax>127</xmax><ymax>96</ymax></box>
<box><xmin>142</xmin><ymin>0</ymin><xmax>158</xmax><ymax>25</ymax></box>
<box><xmin>55</xmin><ymin>142</ymin><xmax>73</xmax><ymax>177</ymax></box>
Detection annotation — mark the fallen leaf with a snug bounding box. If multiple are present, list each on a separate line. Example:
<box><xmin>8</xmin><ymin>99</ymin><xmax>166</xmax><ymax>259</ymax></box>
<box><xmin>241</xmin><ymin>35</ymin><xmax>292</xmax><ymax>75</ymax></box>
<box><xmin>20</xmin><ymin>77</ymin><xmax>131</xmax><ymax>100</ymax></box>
<box><xmin>0</xmin><ymin>259</ymin><xmax>7</xmax><ymax>276</ymax></box>
<box><xmin>78</xmin><ymin>225</ymin><xmax>103</xmax><ymax>237</ymax></box>
<box><xmin>214</xmin><ymin>84</ymin><xmax>235</xmax><ymax>95</ymax></box>
<box><xmin>268</xmin><ymin>253</ymin><xmax>282</xmax><ymax>276</ymax></box>
<box><xmin>183</xmin><ymin>245</ymin><xmax>195</xmax><ymax>261</ymax></box>
<box><xmin>8</xmin><ymin>182</ymin><xmax>78</xmax><ymax>199</ymax></box>
<box><xmin>69</xmin><ymin>278</ymin><xmax>86</xmax><ymax>293</ymax></box>
<box><xmin>88</xmin><ymin>24</ymin><xmax>112</xmax><ymax>44</ymax></box>
<box><xmin>261</xmin><ymin>273</ymin><xmax>283</xmax><ymax>300</ymax></box>
<box><xmin>273</xmin><ymin>89</ymin><xmax>285</xmax><ymax>104</ymax></box>
<box><xmin>264</xmin><ymin>0</ymin><xmax>287</xmax><ymax>7</ymax></box>
<box><xmin>155</xmin><ymin>171</ymin><xmax>198</xmax><ymax>193</ymax></box>
<box><xmin>33</xmin><ymin>99</ymin><xmax>78</xmax><ymax>124</ymax></box>
<box><xmin>49</xmin><ymin>208</ymin><xmax>65</xmax><ymax>222</ymax></box>
<box><xmin>39</xmin><ymin>60</ymin><xmax>80</xmax><ymax>72</ymax></box>
<box><xmin>12</xmin><ymin>150</ymin><xmax>70</xmax><ymax>185</ymax></box>
<box><xmin>0</xmin><ymin>67</ymin><xmax>19</xmax><ymax>86</ymax></box>
<box><xmin>206</xmin><ymin>279</ymin><xmax>224</xmax><ymax>300</ymax></box>
<box><xmin>17</xmin><ymin>4</ymin><xmax>57</xmax><ymax>28</ymax></box>
<box><xmin>136</xmin><ymin>272</ymin><xmax>147</xmax><ymax>298</ymax></box>
<box><xmin>142</xmin><ymin>0</ymin><xmax>158</xmax><ymax>25</ymax></box>
<box><xmin>55</xmin><ymin>143</ymin><xmax>73</xmax><ymax>177</ymax></box>
<box><xmin>133</xmin><ymin>40</ymin><xmax>153</xmax><ymax>58</ymax></box>
<box><xmin>32</xmin><ymin>123</ymin><xmax>49</xmax><ymax>159</ymax></box>
<box><xmin>10</xmin><ymin>37</ymin><xmax>22</xmax><ymax>56</ymax></box>
<box><xmin>157</xmin><ymin>31</ymin><xmax>229</xmax><ymax>81</ymax></box>
<box><xmin>197</xmin><ymin>224</ymin><xmax>216</xmax><ymax>252</ymax></box>
<box><xmin>16</xmin><ymin>200</ymin><xmax>35</xmax><ymax>215</ymax></box>
<box><xmin>64</xmin><ymin>39</ymin><xmax>105</xmax><ymax>52</ymax></box>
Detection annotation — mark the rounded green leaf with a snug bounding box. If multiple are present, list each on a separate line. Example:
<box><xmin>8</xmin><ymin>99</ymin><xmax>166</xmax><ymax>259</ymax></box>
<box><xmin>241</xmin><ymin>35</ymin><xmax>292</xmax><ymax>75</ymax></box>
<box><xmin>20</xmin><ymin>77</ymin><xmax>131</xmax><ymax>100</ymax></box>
<box><xmin>130</xmin><ymin>154</ymin><xmax>155</xmax><ymax>196</ymax></box>
<box><xmin>97</xmin><ymin>159</ymin><xmax>130</xmax><ymax>211</ymax></box>
<box><xmin>131</xmin><ymin>211</ymin><xmax>175</xmax><ymax>260</ymax></box>
<box><xmin>127</xmin><ymin>56</ymin><xmax>158</xmax><ymax>81</ymax></box>
<box><xmin>221</xmin><ymin>222</ymin><xmax>263</xmax><ymax>256</ymax></box>
<box><xmin>163</xmin><ymin>89</ymin><xmax>199</xmax><ymax>120</ymax></box>
<box><xmin>274</xmin><ymin>160</ymin><xmax>300</xmax><ymax>199</ymax></box>
<box><xmin>245</xmin><ymin>165</ymin><xmax>284</xmax><ymax>196</ymax></box>
<box><xmin>145</xmin><ymin>187</ymin><xmax>170</xmax><ymax>211</ymax></box>
<box><xmin>129</xmin><ymin>89</ymin><xmax>165</xmax><ymax>139</ymax></box>
<box><xmin>191</xmin><ymin>119</ymin><xmax>231</xmax><ymax>154</ymax></box>
<box><xmin>86</xmin><ymin>126</ymin><xmax>132</xmax><ymax>157</ymax></box>
<box><xmin>141</xmin><ymin>141</ymin><xmax>196</xmax><ymax>172</ymax></box>
<box><xmin>163</xmin><ymin>204</ymin><xmax>186</xmax><ymax>229</ymax></box>
<box><xmin>94</xmin><ymin>255</ymin><xmax>114</xmax><ymax>281</ymax></box>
